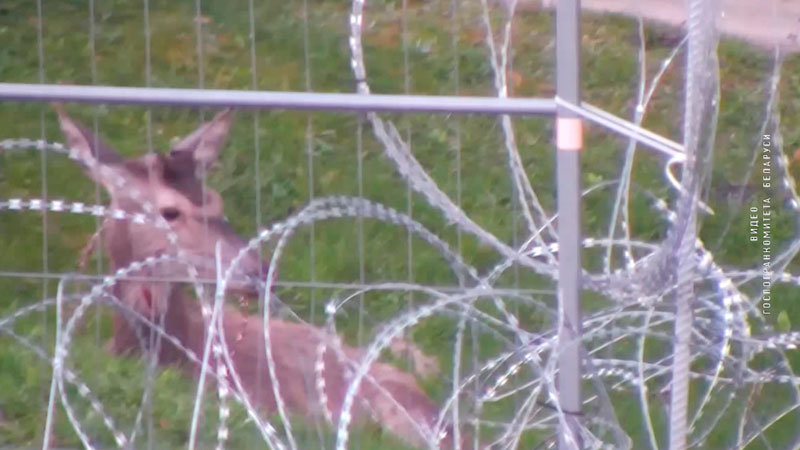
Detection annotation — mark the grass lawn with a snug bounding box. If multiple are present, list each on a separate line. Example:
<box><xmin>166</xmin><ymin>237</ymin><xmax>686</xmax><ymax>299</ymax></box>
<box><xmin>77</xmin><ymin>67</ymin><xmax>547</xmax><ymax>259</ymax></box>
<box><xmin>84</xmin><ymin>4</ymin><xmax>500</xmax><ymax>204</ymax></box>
<box><xmin>1</xmin><ymin>0</ymin><xmax>800</xmax><ymax>448</ymax></box>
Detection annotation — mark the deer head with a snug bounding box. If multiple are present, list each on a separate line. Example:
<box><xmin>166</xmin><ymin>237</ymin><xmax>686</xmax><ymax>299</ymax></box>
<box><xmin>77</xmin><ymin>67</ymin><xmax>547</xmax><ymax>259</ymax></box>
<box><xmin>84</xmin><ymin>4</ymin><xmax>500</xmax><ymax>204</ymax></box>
<box><xmin>56</xmin><ymin>106</ymin><xmax>267</xmax><ymax>304</ymax></box>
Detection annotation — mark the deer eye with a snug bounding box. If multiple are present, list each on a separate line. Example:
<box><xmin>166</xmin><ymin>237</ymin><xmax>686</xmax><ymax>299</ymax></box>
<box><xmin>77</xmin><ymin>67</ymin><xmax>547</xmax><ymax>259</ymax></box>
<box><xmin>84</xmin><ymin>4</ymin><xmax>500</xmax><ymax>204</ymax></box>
<box><xmin>160</xmin><ymin>207</ymin><xmax>181</xmax><ymax>221</ymax></box>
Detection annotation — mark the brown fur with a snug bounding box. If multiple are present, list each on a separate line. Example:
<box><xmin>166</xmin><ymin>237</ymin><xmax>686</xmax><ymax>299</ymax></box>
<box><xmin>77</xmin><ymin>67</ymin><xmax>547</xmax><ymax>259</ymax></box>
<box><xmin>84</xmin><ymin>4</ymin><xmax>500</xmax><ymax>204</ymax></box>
<box><xmin>57</xmin><ymin>107</ymin><xmax>471</xmax><ymax>449</ymax></box>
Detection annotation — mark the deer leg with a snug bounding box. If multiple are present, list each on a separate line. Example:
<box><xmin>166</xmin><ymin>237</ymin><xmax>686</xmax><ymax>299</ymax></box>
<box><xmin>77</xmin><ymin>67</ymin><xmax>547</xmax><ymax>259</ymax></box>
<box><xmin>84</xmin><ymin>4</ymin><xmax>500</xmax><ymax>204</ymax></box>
<box><xmin>388</xmin><ymin>337</ymin><xmax>440</xmax><ymax>379</ymax></box>
<box><xmin>107</xmin><ymin>310</ymin><xmax>149</xmax><ymax>356</ymax></box>
<box><xmin>107</xmin><ymin>282</ymin><xmax>171</xmax><ymax>360</ymax></box>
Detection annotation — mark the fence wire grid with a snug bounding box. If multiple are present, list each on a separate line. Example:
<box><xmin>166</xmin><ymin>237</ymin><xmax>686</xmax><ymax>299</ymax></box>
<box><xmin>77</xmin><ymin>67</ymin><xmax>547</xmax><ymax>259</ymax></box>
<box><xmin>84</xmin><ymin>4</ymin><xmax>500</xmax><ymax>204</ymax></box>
<box><xmin>0</xmin><ymin>0</ymin><xmax>798</xmax><ymax>449</ymax></box>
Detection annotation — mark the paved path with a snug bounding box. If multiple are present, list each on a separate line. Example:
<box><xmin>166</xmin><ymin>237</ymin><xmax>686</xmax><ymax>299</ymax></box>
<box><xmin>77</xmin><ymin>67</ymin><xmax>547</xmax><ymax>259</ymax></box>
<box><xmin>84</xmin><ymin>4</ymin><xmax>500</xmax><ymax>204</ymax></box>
<box><xmin>527</xmin><ymin>0</ymin><xmax>800</xmax><ymax>53</ymax></box>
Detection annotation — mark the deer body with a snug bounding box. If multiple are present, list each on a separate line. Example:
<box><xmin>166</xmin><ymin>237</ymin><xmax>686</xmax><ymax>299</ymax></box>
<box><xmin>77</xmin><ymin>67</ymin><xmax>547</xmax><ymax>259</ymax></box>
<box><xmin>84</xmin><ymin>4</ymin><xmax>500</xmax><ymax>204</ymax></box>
<box><xmin>56</xmin><ymin>107</ymin><xmax>464</xmax><ymax>449</ymax></box>
<box><xmin>111</xmin><ymin>285</ymin><xmax>445</xmax><ymax>448</ymax></box>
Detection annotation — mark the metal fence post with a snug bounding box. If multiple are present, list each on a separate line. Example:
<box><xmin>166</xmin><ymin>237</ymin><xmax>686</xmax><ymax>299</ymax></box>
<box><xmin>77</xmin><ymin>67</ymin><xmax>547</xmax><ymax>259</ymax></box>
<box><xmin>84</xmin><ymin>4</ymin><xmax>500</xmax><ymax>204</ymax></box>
<box><xmin>555</xmin><ymin>0</ymin><xmax>583</xmax><ymax>448</ymax></box>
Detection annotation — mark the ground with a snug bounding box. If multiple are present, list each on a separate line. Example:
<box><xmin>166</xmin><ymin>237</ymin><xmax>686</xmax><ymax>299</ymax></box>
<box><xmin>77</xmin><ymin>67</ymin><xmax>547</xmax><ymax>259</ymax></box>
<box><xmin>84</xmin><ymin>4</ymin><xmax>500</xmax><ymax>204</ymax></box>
<box><xmin>530</xmin><ymin>0</ymin><xmax>800</xmax><ymax>53</ymax></box>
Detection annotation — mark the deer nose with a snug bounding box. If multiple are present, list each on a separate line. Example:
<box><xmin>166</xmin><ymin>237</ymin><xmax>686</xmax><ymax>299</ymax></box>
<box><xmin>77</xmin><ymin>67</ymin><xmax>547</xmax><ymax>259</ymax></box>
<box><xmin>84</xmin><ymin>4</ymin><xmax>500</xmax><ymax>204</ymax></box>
<box><xmin>258</xmin><ymin>262</ymin><xmax>270</xmax><ymax>279</ymax></box>
<box><xmin>261</xmin><ymin>262</ymin><xmax>279</xmax><ymax>284</ymax></box>
<box><xmin>249</xmin><ymin>262</ymin><xmax>279</xmax><ymax>295</ymax></box>
<box><xmin>238</xmin><ymin>262</ymin><xmax>273</xmax><ymax>296</ymax></box>
<box><xmin>250</xmin><ymin>262</ymin><xmax>275</xmax><ymax>285</ymax></box>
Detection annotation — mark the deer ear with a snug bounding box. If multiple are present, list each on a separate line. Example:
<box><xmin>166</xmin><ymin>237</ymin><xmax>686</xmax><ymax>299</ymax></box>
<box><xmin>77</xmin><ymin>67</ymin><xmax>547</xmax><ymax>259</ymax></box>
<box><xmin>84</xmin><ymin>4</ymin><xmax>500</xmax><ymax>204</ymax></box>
<box><xmin>55</xmin><ymin>104</ymin><xmax>124</xmax><ymax>187</ymax></box>
<box><xmin>169</xmin><ymin>108</ymin><xmax>234</xmax><ymax>172</ymax></box>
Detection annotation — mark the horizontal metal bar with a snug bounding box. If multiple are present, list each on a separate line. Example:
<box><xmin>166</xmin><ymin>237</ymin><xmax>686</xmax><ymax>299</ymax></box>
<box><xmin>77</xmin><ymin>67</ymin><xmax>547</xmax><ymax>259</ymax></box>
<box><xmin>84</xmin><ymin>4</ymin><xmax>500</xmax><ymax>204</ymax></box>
<box><xmin>555</xmin><ymin>97</ymin><xmax>685</xmax><ymax>160</ymax></box>
<box><xmin>0</xmin><ymin>83</ymin><xmax>556</xmax><ymax>116</ymax></box>
<box><xmin>0</xmin><ymin>83</ymin><xmax>685</xmax><ymax>160</ymax></box>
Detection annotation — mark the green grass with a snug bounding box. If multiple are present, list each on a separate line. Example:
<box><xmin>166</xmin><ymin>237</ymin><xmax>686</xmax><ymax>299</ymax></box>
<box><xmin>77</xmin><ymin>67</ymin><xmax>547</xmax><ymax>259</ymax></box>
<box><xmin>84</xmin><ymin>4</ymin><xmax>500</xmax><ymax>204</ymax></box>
<box><xmin>1</xmin><ymin>0</ymin><xmax>800</xmax><ymax>448</ymax></box>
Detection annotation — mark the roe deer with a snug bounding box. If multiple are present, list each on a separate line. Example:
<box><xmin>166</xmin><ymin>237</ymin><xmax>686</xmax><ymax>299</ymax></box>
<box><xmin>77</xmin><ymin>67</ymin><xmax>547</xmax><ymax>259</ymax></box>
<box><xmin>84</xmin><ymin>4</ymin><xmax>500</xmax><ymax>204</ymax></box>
<box><xmin>56</xmin><ymin>107</ymin><xmax>469</xmax><ymax>449</ymax></box>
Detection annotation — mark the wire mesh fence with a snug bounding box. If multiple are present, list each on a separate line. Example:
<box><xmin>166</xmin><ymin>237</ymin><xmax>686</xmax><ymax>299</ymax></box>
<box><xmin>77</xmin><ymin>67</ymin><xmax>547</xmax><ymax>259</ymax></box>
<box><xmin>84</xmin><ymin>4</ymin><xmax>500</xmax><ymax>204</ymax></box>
<box><xmin>0</xmin><ymin>0</ymin><xmax>799</xmax><ymax>449</ymax></box>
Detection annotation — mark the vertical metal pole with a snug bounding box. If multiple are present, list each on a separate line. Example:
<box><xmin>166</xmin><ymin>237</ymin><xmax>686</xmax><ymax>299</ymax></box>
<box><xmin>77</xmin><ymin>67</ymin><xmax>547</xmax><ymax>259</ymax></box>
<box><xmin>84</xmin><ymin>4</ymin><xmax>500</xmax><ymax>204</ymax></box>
<box><xmin>555</xmin><ymin>0</ymin><xmax>583</xmax><ymax>449</ymax></box>
<box><xmin>668</xmin><ymin>1</ymin><xmax>718</xmax><ymax>449</ymax></box>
